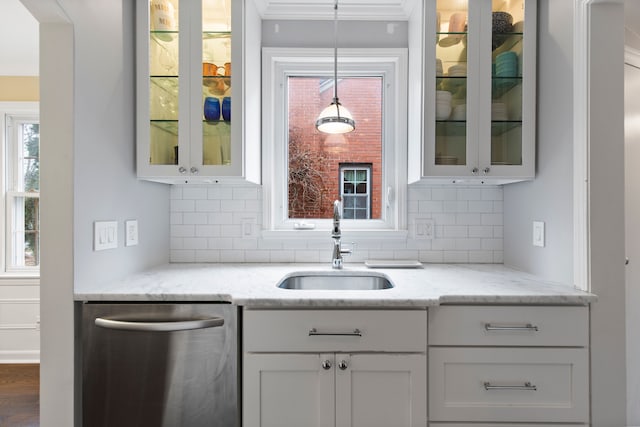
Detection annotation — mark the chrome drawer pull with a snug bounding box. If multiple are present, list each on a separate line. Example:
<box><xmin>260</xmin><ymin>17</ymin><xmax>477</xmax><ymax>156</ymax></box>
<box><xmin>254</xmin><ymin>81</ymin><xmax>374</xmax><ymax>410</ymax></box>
<box><xmin>484</xmin><ymin>323</ymin><xmax>539</xmax><ymax>332</ymax></box>
<box><xmin>308</xmin><ymin>328</ymin><xmax>362</xmax><ymax>337</ymax></box>
<box><xmin>484</xmin><ymin>381</ymin><xmax>537</xmax><ymax>391</ymax></box>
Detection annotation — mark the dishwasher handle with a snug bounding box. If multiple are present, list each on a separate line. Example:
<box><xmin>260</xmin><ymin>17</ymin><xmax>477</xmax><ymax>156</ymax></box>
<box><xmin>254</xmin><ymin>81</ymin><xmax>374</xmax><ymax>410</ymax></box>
<box><xmin>95</xmin><ymin>316</ymin><xmax>224</xmax><ymax>332</ymax></box>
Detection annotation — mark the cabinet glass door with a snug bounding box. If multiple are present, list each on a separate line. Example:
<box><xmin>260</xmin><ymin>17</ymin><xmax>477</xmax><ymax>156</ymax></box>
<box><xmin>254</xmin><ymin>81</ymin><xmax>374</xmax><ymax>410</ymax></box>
<box><xmin>149</xmin><ymin>0</ymin><xmax>180</xmax><ymax>165</ymax></box>
<box><xmin>435</xmin><ymin>0</ymin><xmax>468</xmax><ymax>167</ymax></box>
<box><xmin>490</xmin><ymin>0</ymin><xmax>524</xmax><ymax>166</ymax></box>
<box><xmin>202</xmin><ymin>0</ymin><xmax>232</xmax><ymax>166</ymax></box>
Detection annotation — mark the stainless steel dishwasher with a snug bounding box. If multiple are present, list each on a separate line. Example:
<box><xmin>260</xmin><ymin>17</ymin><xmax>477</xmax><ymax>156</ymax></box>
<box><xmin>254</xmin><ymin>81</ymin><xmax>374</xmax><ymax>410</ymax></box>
<box><xmin>81</xmin><ymin>302</ymin><xmax>238</xmax><ymax>427</ymax></box>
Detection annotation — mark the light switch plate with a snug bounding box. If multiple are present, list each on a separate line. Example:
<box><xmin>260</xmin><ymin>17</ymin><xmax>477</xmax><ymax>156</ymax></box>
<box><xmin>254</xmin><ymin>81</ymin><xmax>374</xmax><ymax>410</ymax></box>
<box><xmin>125</xmin><ymin>220</ymin><xmax>139</xmax><ymax>246</ymax></box>
<box><xmin>533</xmin><ymin>221</ymin><xmax>545</xmax><ymax>247</ymax></box>
<box><xmin>94</xmin><ymin>221</ymin><xmax>118</xmax><ymax>251</ymax></box>
<box><xmin>414</xmin><ymin>218</ymin><xmax>434</xmax><ymax>240</ymax></box>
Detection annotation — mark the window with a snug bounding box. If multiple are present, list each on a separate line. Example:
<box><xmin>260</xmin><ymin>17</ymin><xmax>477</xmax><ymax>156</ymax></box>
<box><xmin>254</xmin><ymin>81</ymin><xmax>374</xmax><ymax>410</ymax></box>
<box><xmin>1</xmin><ymin>103</ymin><xmax>40</xmax><ymax>275</ymax></box>
<box><xmin>340</xmin><ymin>164</ymin><xmax>371</xmax><ymax>220</ymax></box>
<box><xmin>262</xmin><ymin>48</ymin><xmax>408</xmax><ymax>236</ymax></box>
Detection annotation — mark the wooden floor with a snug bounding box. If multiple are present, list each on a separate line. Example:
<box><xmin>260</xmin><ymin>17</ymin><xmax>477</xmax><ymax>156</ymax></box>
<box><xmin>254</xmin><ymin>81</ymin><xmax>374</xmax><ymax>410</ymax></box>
<box><xmin>0</xmin><ymin>364</ymin><xmax>39</xmax><ymax>427</ymax></box>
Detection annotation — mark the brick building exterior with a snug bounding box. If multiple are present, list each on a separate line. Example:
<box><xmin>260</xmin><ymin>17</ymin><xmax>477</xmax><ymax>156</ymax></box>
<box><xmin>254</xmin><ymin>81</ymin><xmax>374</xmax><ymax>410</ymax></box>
<box><xmin>288</xmin><ymin>76</ymin><xmax>382</xmax><ymax>219</ymax></box>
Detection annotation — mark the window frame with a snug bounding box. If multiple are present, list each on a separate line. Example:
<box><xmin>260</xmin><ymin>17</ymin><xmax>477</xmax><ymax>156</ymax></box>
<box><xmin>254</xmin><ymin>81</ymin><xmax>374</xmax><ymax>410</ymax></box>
<box><xmin>0</xmin><ymin>102</ymin><xmax>40</xmax><ymax>278</ymax></box>
<box><xmin>261</xmin><ymin>48</ymin><xmax>408</xmax><ymax>238</ymax></box>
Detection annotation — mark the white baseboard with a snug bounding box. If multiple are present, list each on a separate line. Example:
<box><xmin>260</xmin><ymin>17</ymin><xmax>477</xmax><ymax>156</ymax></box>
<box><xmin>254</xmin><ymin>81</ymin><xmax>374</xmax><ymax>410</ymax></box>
<box><xmin>0</xmin><ymin>350</ymin><xmax>40</xmax><ymax>363</ymax></box>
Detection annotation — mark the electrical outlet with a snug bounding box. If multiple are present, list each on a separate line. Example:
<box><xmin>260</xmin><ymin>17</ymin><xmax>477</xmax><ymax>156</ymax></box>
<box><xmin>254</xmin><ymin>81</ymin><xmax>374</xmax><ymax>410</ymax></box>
<box><xmin>94</xmin><ymin>221</ymin><xmax>118</xmax><ymax>251</ymax></box>
<box><xmin>414</xmin><ymin>218</ymin><xmax>435</xmax><ymax>240</ymax></box>
<box><xmin>126</xmin><ymin>220</ymin><xmax>139</xmax><ymax>246</ymax></box>
<box><xmin>533</xmin><ymin>221</ymin><xmax>545</xmax><ymax>247</ymax></box>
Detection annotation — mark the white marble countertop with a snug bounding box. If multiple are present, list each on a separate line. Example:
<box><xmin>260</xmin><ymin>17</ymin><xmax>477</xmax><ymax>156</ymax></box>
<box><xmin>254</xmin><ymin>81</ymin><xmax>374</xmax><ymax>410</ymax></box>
<box><xmin>74</xmin><ymin>263</ymin><xmax>597</xmax><ymax>307</ymax></box>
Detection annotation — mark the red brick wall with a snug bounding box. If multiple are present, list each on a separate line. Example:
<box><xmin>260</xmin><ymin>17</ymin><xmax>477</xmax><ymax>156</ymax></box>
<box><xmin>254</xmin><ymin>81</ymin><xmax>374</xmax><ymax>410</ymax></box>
<box><xmin>288</xmin><ymin>77</ymin><xmax>382</xmax><ymax>219</ymax></box>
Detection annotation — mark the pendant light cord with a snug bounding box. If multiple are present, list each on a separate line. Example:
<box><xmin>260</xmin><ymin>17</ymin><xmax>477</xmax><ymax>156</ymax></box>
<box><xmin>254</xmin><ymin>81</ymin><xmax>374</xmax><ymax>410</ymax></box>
<box><xmin>333</xmin><ymin>0</ymin><xmax>340</xmax><ymax>113</ymax></box>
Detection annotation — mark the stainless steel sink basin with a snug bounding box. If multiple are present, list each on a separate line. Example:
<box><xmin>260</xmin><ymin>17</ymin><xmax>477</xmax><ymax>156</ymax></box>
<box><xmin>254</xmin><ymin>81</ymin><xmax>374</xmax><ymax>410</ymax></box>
<box><xmin>277</xmin><ymin>272</ymin><xmax>393</xmax><ymax>290</ymax></box>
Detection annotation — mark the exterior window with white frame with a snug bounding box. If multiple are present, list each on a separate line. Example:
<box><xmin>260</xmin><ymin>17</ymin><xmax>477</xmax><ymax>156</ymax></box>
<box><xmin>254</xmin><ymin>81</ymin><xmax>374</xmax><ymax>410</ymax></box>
<box><xmin>262</xmin><ymin>48</ymin><xmax>408</xmax><ymax>235</ymax></box>
<box><xmin>340</xmin><ymin>164</ymin><xmax>371</xmax><ymax>220</ymax></box>
<box><xmin>4</xmin><ymin>113</ymin><xmax>40</xmax><ymax>272</ymax></box>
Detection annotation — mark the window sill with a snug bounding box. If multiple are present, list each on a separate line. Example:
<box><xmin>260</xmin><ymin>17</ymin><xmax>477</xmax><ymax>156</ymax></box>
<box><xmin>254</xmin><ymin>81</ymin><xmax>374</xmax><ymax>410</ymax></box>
<box><xmin>261</xmin><ymin>229</ymin><xmax>408</xmax><ymax>241</ymax></box>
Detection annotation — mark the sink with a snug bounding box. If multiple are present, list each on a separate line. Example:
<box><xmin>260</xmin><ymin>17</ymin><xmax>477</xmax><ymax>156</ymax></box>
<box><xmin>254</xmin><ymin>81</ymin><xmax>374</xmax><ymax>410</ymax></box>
<box><xmin>277</xmin><ymin>272</ymin><xmax>393</xmax><ymax>290</ymax></box>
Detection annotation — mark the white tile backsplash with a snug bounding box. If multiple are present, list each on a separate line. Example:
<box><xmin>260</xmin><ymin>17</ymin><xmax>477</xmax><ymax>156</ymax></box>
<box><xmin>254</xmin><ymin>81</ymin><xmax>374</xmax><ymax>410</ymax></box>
<box><xmin>169</xmin><ymin>184</ymin><xmax>503</xmax><ymax>263</ymax></box>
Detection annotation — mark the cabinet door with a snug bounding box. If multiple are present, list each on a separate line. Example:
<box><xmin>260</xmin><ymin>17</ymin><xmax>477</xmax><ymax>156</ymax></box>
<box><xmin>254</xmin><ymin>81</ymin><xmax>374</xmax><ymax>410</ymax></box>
<box><xmin>243</xmin><ymin>353</ymin><xmax>335</xmax><ymax>427</ymax></box>
<box><xmin>138</xmin><ymin>0</ymin><xmax>185</xmax><ymax>177</ymax></box>
<box><xmin>477</xmin><ymin>0</ymin><xmax>536</xmax><ymax>179</ymax></box>
<box><xmin>335</xmin><ymin>354</ymin><xmax>427</xmax><ymax>427</ymax></box>
<box><xmin>137</xmin><ymin>0</ymin><xmax>244</xmax><ymax>181</ymax></box>
<box><xmin>424</xmin><ymin>0</ymin><xmax>480</xmax><ymax>177</ymax></box>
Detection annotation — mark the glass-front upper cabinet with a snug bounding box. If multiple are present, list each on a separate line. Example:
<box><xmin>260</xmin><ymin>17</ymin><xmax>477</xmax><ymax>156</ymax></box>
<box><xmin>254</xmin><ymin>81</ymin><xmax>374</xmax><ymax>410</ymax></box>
<box><xmin>410</xmin><ymin>0</ymin><xmax>536</xmax><ymax>184</ymax></box>
<box><xmin>137</xmin><ymin>0</ymin><xmax>248</xmax><ymax>182</ymax></box>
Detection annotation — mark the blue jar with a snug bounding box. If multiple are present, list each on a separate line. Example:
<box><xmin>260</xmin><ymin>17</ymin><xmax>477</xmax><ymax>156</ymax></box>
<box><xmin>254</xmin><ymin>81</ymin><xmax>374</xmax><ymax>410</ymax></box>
<box><xmin>204</xmin><ymin>97</ymin><xmax>220</xmax><ymax>121</ymax></box>
<box><xmin>222</xmin><ymin>96</ymin><xmax>231</xmax><ymax>121</ymax></box>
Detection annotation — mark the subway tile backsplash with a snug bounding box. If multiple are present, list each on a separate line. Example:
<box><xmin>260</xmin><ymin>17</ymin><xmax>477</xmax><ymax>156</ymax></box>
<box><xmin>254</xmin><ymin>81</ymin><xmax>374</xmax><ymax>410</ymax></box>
<box><xmin>170</xmin><ymin>184</ymin><xmax>503</xmax><ymax>263</ymax></box>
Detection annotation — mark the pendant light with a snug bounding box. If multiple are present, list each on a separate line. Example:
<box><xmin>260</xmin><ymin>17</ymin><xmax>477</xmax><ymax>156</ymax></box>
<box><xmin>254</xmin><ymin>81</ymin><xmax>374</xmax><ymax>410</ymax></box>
<box><xmin>315</xmin><ymin>0</ymin><xmax>356</xmax><ymax>134</ymax></box>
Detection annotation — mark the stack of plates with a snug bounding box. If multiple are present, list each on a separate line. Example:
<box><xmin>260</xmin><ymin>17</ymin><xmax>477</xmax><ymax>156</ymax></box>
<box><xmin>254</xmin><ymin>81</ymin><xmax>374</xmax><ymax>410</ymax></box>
<box><xmin>492</xmin><ymin>102</ymin><xmax>508</xmax><ymax>121</ymax></box>
<box><xmin>436</xmin><ymin>90</ymin><xmax>452</xmax><ymax>120</ymax></box>
<box><xmin>495</xmin><ymin>51</ymin><xmax>518</xmax><ymax>77</ymax></box>
<box><xmin>436</xmin><ymin>156</ymin><xmax>458</xmax><ymax>165</ymax></box>
<box><xmin>448</xmin><ymin>64</ymin><xmax>467</xmax><ymax>77</ymax></box>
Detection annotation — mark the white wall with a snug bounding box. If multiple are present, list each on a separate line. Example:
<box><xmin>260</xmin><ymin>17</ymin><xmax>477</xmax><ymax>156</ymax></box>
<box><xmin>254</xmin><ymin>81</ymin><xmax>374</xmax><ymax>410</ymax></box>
<box><xmin>624</xmin><ymin>61</ymin><xmax>640</xmax><ymax>426</ymax></box>
<box><xmin>502</xmin><ymin>0</ymin><xmax>574</xmax><ymax>285</ymax></box>
<box><xmin>64</xmin><ymin>0</ymin><xmax>170</xmax><ymax>288</ymax></box>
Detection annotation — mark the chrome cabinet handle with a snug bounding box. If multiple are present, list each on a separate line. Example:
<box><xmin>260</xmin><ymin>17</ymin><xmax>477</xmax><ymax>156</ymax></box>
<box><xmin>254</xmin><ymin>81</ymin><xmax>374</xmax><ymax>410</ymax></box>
<box><xmin>322</xmin><ymin>360</ymin><xmax>332</xmax><ymax>370</ymax></box>
<box><xmin>178</xmin><ymin>166</ymin><xmax>187</xmax><ymax>174</ymax></box>
<box><xmin>472</xmin><ymin>167</ymin><xmax>479</xmax><ymax>174</ymax></box>
<box><xmin>338</xmin><ymin>360</ymin><xmax>348</xmax><ymax>370</ymax></box>
<box><xmin>484</xmin><ymin>323</ymin><xmax>539</xmax><ymax>332</ymax></box>
<box><xmin>309</xmin><ymin>328</ymin><xmax>362</xmax><ymax>337</ymax></box>
<box><xmin>190</xmin><ymin>166</ymin><xmax>199</xmax><ymax>175</ymax></box>
<box><xmin>483</xmin><ymin>167</ymin><xmax>491</xmax><ymax>174</ymax></box>
<box><xmin>484</xmin><ymin>381</ymin><xmax>537</xmax><ymax>391</ymax></box>
<box><xmin>95</xmin><ymin>316</ymin><xmax>224</xmax><ymax>332</ymax></box>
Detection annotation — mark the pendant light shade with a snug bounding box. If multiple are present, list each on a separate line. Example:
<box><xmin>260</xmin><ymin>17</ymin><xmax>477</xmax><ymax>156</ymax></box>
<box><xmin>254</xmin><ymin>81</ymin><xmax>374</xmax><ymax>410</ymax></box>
<box><xmin>315</xmin><ymin>0</ymin><xmax>355</xmax><ymax>134</ymax></box>
<box><xmin>315</xmin><ymin>100</ymin><xmax>355</xmax><ymax>134</ymax></box>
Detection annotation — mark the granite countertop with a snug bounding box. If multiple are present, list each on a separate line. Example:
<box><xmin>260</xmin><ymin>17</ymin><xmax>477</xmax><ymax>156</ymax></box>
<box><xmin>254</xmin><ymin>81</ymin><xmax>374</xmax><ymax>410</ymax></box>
<box><xmin>74</xmin><ymin>263</ymin><xmax>597</xmax><ymax>307</ymax></box>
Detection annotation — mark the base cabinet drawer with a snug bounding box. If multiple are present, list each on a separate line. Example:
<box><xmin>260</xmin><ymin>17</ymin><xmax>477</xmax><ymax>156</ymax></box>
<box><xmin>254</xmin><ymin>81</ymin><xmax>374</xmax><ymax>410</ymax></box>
<box><xmin>244</xmin><ymin>309</ymin><xmax>427</xmax><ymax>352</ymax></box>
<box><xmin>429</xmin><ymin>424</ymin><xmax>587</xmax><ymax>427</ymax></box>
<box><xmin>429</xmin><ymin>347</ymin><xmax>589</xmax><ymax>423</ymax></box>
<box><xmin>429</xmin><ymin>305</ymin><xmax>588</xmax><ymax>347</ymax></box>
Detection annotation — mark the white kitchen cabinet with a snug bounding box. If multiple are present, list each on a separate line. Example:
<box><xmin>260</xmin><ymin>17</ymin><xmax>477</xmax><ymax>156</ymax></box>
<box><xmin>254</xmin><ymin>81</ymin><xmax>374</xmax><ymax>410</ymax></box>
<box><xmin>243</xmin><ymin>309</ymin><xmax>428</xmax><ymax>427</ymax></box>
<box><xmin>243</xmin><ymin>353</ymin><xmax>334</xmax><ymax>427</ymax></box>
<box><xmin>408</xmin><ymin>0</ymin><xmax>536</xmax><ymax>184</ymax></box>
<box><xmin>428</xmin><ymin>305</ymin><xmax>590</xmax><ymax>425</ymax></box>
<box><xmin>136</xmin><ymin>0</ymin><xmax>260</xmax><ymax>183</ymax></box>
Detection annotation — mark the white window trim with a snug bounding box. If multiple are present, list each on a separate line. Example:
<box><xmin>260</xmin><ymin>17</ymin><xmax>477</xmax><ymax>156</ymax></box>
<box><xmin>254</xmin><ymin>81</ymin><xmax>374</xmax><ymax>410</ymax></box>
<box><xmin>0</xmin><ymin>102</ymin><xmax>40</xmax><ymax>279</ymax></box>
<box><xmin>261</xmin><ymin>47</ymin><xmax>408</xmax><ymax>239</ymax></box>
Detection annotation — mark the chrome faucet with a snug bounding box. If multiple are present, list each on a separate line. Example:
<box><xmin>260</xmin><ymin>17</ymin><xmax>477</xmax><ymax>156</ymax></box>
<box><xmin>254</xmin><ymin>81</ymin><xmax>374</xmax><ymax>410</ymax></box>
<box><xmin>331</xmin><ymin>200</ymin><xmax>351</xmax><ymax>269</ymax></box>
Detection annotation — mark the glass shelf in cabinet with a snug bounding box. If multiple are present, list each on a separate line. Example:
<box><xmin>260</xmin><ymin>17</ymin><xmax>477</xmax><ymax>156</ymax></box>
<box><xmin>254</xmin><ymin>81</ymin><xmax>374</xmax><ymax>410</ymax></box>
<box><xmin>151</xmin><ymin>30</ymin><xmax>179</xmax><ymax>37</ymax></box>
<box><xmin>202</xmin><ymin>77</ymin><xmax>231</xmax><ymax>96</ymax></box>
<box><xmin>203</xmin><ymin>31</ymin><xmax>231</xmax><ymax>40</ymax></box>
<box><xmin>435</xmin><ymin>120</ymin><xmax>466</xmax><ymax>137</ymax></box>
<box><xmin>150</xmin><ymin>120</ymin><xmax>179</xmax><ymax>136</ymax></box>
<box><xmin>491</xmin><ymin>120</ymin><xmax>521</xmax><ymax>136</ymax></box>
